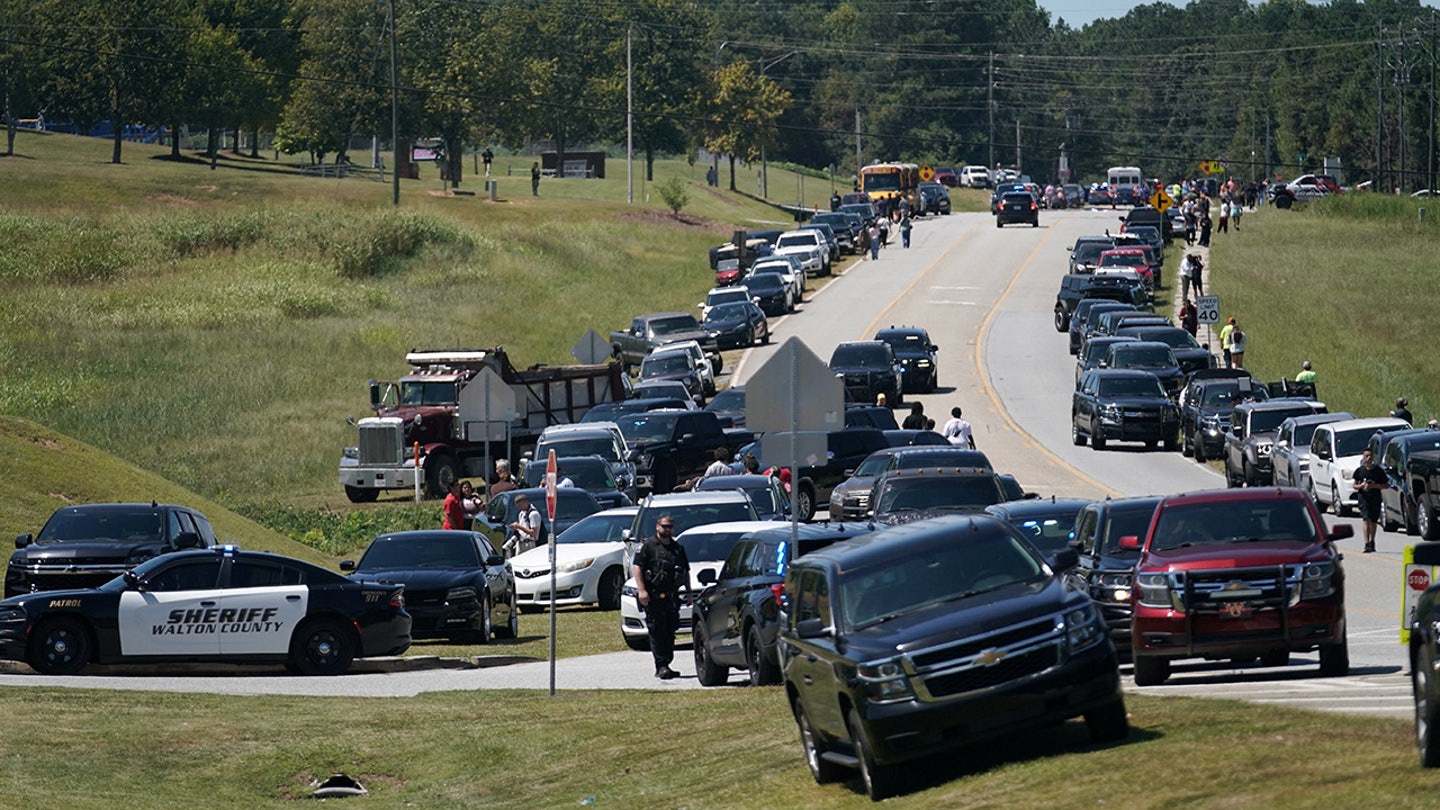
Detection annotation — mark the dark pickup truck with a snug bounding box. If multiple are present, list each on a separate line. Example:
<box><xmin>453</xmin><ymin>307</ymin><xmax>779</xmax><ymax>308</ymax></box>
<box><xmin>1416</xmin><ymin>449</ymin><xmax>1440</xmax><ymax>541</ymax></box>
<box><xmin>610</xmin><ymin>312</ymin><xmax>721</xmax><ymax>375</ymax></box>
<box><xmin>1383</xmin><ymin>441</ymin><xmax>1440</xmax><ymax>539</ymax></box>
<box><xmin>613</xmin><ymin>409</ymin><xmax>753</xmax><ymax>496</ymax></box>
<box><xmin>1054</xmin><ymin>274</ymin><xmax>1151</xmax><ymax>333</ymax></box>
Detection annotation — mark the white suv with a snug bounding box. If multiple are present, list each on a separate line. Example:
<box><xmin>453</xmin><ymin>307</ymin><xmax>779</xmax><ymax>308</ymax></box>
<box><xmin>1308</xmin><ymin>416</ymin><xmax>1409</xmax><ymax>515</ymax></box>
<box><xmin>960</xmin><ymin>165</ymin><xmax>991</xmax><ymax>188</ymax></box>
<box><xmin>773</xmin><ymin>231</ymin><xmax>829</xmax><ymax>277</ymax></box>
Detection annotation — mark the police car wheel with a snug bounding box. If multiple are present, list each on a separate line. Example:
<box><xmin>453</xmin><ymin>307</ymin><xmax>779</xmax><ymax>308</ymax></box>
<box><xmin>289</xmin><ymin>619</ymin><xmax>355</xmax><ymax>676</ymax></box>
<box><xmin>28</xmin><ymin>617</ymin><xmax>91</xmax><ymax>675</ymax></box>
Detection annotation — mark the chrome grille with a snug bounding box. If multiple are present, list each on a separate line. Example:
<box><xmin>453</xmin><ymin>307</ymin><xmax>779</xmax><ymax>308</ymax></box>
<box><xmin>903</xmin><ymin>614</ymin><xmax>1065</xmax><ymax>702</ymax></box>
<box><xmin>358</xmin><ymin>422</ymin><xmax>404</xmax><ymax>465</ymax></box>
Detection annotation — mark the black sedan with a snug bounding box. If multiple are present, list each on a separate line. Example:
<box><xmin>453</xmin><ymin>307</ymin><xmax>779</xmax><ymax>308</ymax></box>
<box><xmin>745</xmin><ymin>272</ymin><xmax>792</xmax><ymax>316</ymax></box>
<box><xmin>703</xmin><ymin>301</ymin><xmax>770</xmax><ymax>350</ymax></box>
<box><xmin>343</xmin><ymin>530</ymin><xmax>516</xmax><ymax>643</ymax></box>
<box><xmin>0</xmin><ymin>547</ymin><xmax>412</xmax><ymax>675</ymax></box>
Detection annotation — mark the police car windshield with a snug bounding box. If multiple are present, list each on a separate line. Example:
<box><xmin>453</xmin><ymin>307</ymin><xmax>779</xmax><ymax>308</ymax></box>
<box><xmin>642</xmin><ymin>354</ymin><xmax>692</xmax><ymax>377</ymax></box>
<box><xmin>843</xmin><ymin>533</ymin><xmax>1043</xmax><ymax>630</ymax></box>
<box><xmin>358</xmin><ymin>534</ymin><xmax>481</xmax><ymax>571</ymax></box>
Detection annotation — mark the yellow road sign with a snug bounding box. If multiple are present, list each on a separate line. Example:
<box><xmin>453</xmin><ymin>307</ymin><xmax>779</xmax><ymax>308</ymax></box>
<box><xmin>1150</xmin><ymin>188</ymin><xmax>1174</xmax><ymax>212</ymax></box>
<box><xmin>919</xmin><ymin>165</ymin><xmax>935</xmax><ymax>182</ymax></box>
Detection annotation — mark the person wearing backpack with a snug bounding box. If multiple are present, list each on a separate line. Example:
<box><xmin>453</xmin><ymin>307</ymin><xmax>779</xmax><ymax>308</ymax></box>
<box><xmin>505</xmin><ymin>494</ymin><xmax>542</xmax><ymax>557</ymax></box>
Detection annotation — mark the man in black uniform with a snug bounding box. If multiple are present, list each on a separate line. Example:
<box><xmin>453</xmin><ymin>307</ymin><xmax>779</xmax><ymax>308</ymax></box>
<box><xmin>1393</xmin><ymin>397</ymin><xmax>1414</xmax><ymax>426</ymax></box>
<box><xmin>1353</xmin><ymin>449</ymin><xmax>1388</xmax><ymax>553</ymax></box>
<box><xmin>631</xmin><ymin>515</ymin><xmax>690</xmax><ymax>679</ymax></box>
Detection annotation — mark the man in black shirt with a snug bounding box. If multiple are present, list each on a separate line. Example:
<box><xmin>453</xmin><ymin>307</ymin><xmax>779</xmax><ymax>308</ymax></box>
<box><xmin>1353</xmin><ymin>449</ymin><xmax>1388</xmax><ymax>553</ymax></box>
<box><xmin>1393</xmin><ymin>397</ymin><xmax>1414</xmax><ymax>426</ymax></box>
<box><xmin>901</xmin><ymin>402</ymin><xmax>928</xmax><ymax>430</ymax></box>
<box><xmin>632</xmin><ymin>515</ymin><xmax>690</xmax><ymax>679</ymax></box>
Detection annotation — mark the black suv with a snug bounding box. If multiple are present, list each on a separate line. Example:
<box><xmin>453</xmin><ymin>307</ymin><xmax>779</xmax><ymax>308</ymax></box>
<box><xmin>1179</xmin><ymin>369</ymin><xmax>1268</xmax><ymax>462</ymax></box>
<box><xmin>1064</xmin><ymin>298</ymin><xmax>1135</xmax><ymax>351</ymax></box>
<box><xmin>1072</xmin><ymin>496</ymin><xmax>1163</xmax><ymax>654</ymax></box>
<box><xmin>829</xmin><ymin>341</ymin><xmax>903</xmax><ymax>406</ymax></box>
<box><xmin>1068</xmin><ymin>235</ymin><xmax>1115</xmax><ymax>274</ymax></box>
<box><xmin>8</xmin><ymin>503</ymin><xmax>218</xmax><ymax>597</ymax></box>
<box><xmin>996</xmin><ymin>191</ymin><xmax>1040</xmax><ymax>227</ymax></box>
<box><xmin>782</xmin><ymin>516</ymin><xmax>1127</xmax><ymax>800</ymax></box>
<box><xmin>1072</xmin><ymin>369</ymin><xmax>1180</xmax><ymax>451</ymax></box>
<box><xmin>874</xmin><ymin>326</ymin><xmax>939</xmax><ymax>394</ymax></box>
<box><xmin>867</xmin><ymin>468</ymin><xmax>1013</xmax><ymax>523</ymax></box>
<box><xmin>692</xmin><ymin>522</ymin><xmax>873</xmax><ymax>688</ymax></box>
<box><xmin>1114</xmin><ymin>325</ymin><xmax>1215</xmax><ymax>375</ymax></box>
<box><xmin>1223</xmin><ymin>399</ymin><xmax>1328</xmax><ymax>487</ymax></box>
<box><xmin>829</xmin><ymin>446</ymin><xmax>993</xmax><ymax>520</ymax></box>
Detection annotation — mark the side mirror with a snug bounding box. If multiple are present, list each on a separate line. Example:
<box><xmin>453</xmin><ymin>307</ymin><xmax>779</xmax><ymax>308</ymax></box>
<box><xmin>698</xmin><ymin>569</ymin><xmax>717</xmax><ymax>585</ymax></box>
<box><xmin>795</xmin><ymin>618</ymin><xmax>832</xmax><ymax>639</ymax></box>
<box><xmin>1048</xmin><ymin>547</ymin><xmax>1080</xmax><ymax>571</ymax></box>
<box><xmin>1118</xmin><ymin>535</ymin><xmax>1141</xmax><ymax>550</ymax></box>
<box><xmin>1329</xmin><ymin>524</ymin><xmax>1354</xmax><ymax>541</ymax></box>
<box><xmin>339</xmin><ymin>560</ymin><xmax>356</xmax><ymax>571</ymax></box>
<box><xmin>1022</xmin><ymin>491</ymin><xmax>1040</xmax><ymax>500</ymax></box>
<box><xmin>368</xmin><ymin>379</ymin><xmax>381</xmax><ymax>409</ymax></box>
<box><xmin>123</xmin><ymin>570</ymin><xmax>144</xmax><ymax>590</ymax></box>
<box><xmin>15</xmin><ymin>533</ymin><xmax>32</xmax><ymax>549</ymax></box>
<box><xmin>485</xmin><ymin>554</ymin><xmax>505</xmax><ymax>567</ymax></box>
<box><xmin>844</xmin><ymin>468</ymin><xmax>856</xmax><ymax>476</ymax></box>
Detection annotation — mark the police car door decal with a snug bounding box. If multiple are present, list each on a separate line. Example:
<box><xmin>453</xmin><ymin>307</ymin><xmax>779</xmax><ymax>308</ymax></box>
<box><xmin>118</xmin><ymin>590</ymin><xmax>223</xmax><ymax>657</ymax></box>
<box><xmin>217</xmin><ymin>585</ymin><xmax>308</xmax><ymax>655</ymax></box>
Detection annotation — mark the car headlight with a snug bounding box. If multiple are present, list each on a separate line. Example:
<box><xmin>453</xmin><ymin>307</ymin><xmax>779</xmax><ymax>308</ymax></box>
<box><xmin>1296</xmin><ymin>562</ymin><xmax>1336</xmax><ymax>602</ymax></box>
<box><xmin>621</xmin><ymin>584</ymin><xmax>638</xmax><ymax>598</ymax></box>
<box><xmin>856</xmin><ymin>660</ymin><xmax>914</xmax><ymax>704</ymax></box>
<box><xmin>1136</xmin><ymin>572</ymin><xmax>1177</xmax><ymax>609</ymax></box>
<box><xmin>1099</xmin><ymin>403</ymin><xmax>1122</xmax><ymax>420</ymax></box>
<box><xmin>0</xmin><ymin>607</ymin><xmax>26</xmax><ymax>623</ymax></box>
<box><xmin>342</xmin><ymin>446</ymin><xmax>359</xmax><ymax>459</ymax></box>
<box><xmin>915</xmin><ymin>359</ymin><xmax>932</xmax><ymax>368</ymax></box>
<box><xmin>1097</xmin><ymin>572</ymin><xmax>1133</xmax><ymax>603</ymax></box>
<box><xmin>1063</xmin><ymin>604</ymin><xmax>1104</xmax><ymax>652</ymax></box>
<box><xmin>1340</xmin><ymin>468</ymin><xmax>1355</xmax><ymax>481</ymax></box>
<box><xmin>636</xmin><ymin>453</ymin><xmax>653</xmax><ymax>469</ymax></box>
<box><xmin>558</xmin><ymin>558</ymin><xmax>595</xmax><ymax>574</ymax></box>
<box><xmin>445</xmin><ymin>586</ymin><xmax>478</xmax><ymax>602</ymax></box>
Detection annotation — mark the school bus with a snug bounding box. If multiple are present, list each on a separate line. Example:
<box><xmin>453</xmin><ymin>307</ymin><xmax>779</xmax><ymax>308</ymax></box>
<box><xmin>861</xmin><ymin>162</ymin><xmax>920</xmax><ymax>205</ymax></box>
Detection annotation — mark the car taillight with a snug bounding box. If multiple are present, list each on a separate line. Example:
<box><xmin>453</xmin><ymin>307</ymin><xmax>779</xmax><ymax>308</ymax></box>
<box><xmin>390</xmin><ymin>590</ymin><xmax>405</xmax><ymax>608</ymax></box>
<box><xmin>1030</xmin><ymin>202</ymin><xmax>1037</xmax><ymax>210</ymax></box>
<box><xmin>770</xmin><ymin>582</ymin><xmax>787</xmax><ymax>609</ymax></box>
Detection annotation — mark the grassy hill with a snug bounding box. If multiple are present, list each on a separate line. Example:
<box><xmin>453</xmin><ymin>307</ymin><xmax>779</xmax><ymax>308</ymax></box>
<box><xmin>0</xmin><ymin>415</ymin><xmax>329</xmax><ymax>565</ymax></box>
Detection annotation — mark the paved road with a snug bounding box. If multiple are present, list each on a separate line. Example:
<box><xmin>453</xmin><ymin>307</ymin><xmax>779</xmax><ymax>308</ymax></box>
<box><xmin>0</xmin><ymin>207</ymin><xmax>1417</xmax><ymax>719</ymax></box>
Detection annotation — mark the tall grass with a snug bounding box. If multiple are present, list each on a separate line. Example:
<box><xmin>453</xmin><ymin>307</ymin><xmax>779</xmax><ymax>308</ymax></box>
<box><xmin>1209</xmin><ymin>196</ymin><xmax>1439</xmax><ymax>422</ymax></box>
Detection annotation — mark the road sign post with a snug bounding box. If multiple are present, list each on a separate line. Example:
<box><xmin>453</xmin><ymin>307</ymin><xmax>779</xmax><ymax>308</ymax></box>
<box><xmin>547</xmin><ymin>448</ymin><xmax>558</xmax><ymax>695</ymax></box>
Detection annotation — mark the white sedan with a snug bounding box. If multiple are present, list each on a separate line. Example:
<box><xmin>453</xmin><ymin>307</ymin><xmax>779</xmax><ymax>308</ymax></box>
<box><xmin>509</xmin><ymin>507</ymin><xmax>637</xmax><ymax>611</ymax></box>
<box><xmin>619</xmin><ymin>520</ymin><xmax>774</xmax><ymax>650</ymax></box>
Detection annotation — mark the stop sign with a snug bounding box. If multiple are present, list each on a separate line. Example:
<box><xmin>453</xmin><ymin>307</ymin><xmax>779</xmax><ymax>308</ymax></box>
<box><xmin>545</xmin><ymin>449</ymin><xmax>558</xmax><ymax>524</ymax></box>
<box><xmin>1410</xmin><ymin>568</ymin><xmax>1432</xmax><ymax>591</ymax></box>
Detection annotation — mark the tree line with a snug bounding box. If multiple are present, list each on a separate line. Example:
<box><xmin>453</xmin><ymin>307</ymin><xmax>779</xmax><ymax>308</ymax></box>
<box><xmin>2</xmin><ymin>0</ymin><xmax>1437</xmax><ymax>189</ymax></box>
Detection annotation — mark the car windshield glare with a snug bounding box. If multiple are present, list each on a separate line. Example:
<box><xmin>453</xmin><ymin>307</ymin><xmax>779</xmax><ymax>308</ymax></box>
<box><xmin>649</xmin><ymin>316</ymin><xmax>698</xmax><ymax>336</ymax></box>
<box><xmin>541</xmin><ymin>437</ymin><xmax>618</xmax><ymax>461</ymax></box>
<box><xmin>705</xmin><ymin>303</ymin><xmax>748</xmax><ymax>323</ymax></box>
<box><xmin>706</xmin><ymin>388</ymin><xmax>744</xmax><ymax>411</ymax></box>
<box><xmin>614</xmin><ymin>413</ymin><xmax>680</xmax><ymax>444</ymax></box>
<box><xmin>557</xmin><ymin>514</ymin><xmax>631</xmax><ymax>544</ymax></box>
<box><xmin>1100</xmin><ymin>506</ymin><xmax>1159</xmax><ymax>553</ymax></box>
<box><xmin>842</xmin><ymin>532</ymin><xmax>1043</xmax><ymax>630</ymax></box>
<box><xmin>1335</xmin><ymin>429</ymin><xmax>1378</xmax><ymax>457</ymax></box>
<box><xmin>360</xmin><ymin>534</ymin><xmax>480</xmax><ymax>570</ymax></box>
<box><xmin>1098</xmin><ymin>378</ymin><xmax>1166</xmax><ymax>398</ymax></box>
<box><xmin>894</xmin><ymin>449</ymin><xmax>990</xmax><ymax>469</ymax></box>
<box><xmin>1113</xmin><ymin>347</ymin><xmax>1176</xmax><ymax>368</ymax></box>
<box><xmin>677</xmin><ymin>530</ymin><xmax>749</xmax><ymax>562</ymax></box>
<box><xmin>1151</xmin><ymin>501</ymin><xmax>1319</xmax><ymax>550</ymax></box>
<box><xmin>1252</xmin><ymin>409</ymin><xmax>1313</xmax><ymax>434</ymax></box>
<box><xmin>37</xmin><ymin>510</ymin><xmax>165</xmax><ymax>544</ymax></box>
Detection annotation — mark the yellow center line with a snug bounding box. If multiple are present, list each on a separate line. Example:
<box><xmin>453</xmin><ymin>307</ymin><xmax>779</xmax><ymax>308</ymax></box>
<box><xmin>974</xmin><ymin>228</ymin><xmax>1124</xmax><ymax>498</ymax></box>
<box><xmin>861</xmin><ymin>220</ymin><xmax>982</xmax><ymax>338</ymax></box>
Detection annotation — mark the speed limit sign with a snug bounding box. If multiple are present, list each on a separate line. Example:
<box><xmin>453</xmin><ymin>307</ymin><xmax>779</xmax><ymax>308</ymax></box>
<box><xmin>1195</xmin><ymin>295</ymin><xmax>1220</xmax><ymax>325</ymax></box>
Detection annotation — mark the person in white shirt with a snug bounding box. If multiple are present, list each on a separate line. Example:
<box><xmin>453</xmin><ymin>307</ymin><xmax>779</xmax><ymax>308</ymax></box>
<box><xmin>701</xmin><ymin>447</ymin><xmax>734</xmax><ymax>480</ymax></box>
<box><xmin>941</xmin><ymin>406</ymin><xmax>976</xmax><ymax>449</ymax></box>
<box><xmin>505</xmin><ymin>494</ymin><xmax>542</xmax><ymax>557</ymax></box>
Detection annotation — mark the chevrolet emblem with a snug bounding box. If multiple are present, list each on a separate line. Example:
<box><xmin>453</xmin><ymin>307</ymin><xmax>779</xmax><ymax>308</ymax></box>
<box><xmin>974</xmin><ymin>648</ymin><xmax>1007</xmax><ymax>667</ymax></box>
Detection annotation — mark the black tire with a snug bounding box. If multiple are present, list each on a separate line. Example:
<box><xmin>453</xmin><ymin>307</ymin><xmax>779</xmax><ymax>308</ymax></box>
<box><xmin>344</xmin><ymin>485</ymin><xmax>379</xmax><ymax>503</ymax></box>
<box><xmin>1072</xmin><ymin>419</ymin><xmax>1086</xmax><ymax>447</ymax></box>
<box><xmin>597</xmin><ymin>567</ymin><xmax>624</xmax><ymax>611</ymax></box>
<box><xmin>1132</xmin><ymin>655</ymin><xmax>1170</xmax><ymax>686</ymax></box>
<box><xmin>494</xmin><ymin>592</ymin><xmax>519</xmax><ymax>640</ymax></box>
<box><xmin>468</xmin><ymin>595</ymin><xmax>493</xmax><ymax>644</ymax></box>
<box><xmin>1260</xmin><ymin>649</ymin><xmax>1290</xmax><ymax>668</ymax></box>
<box><xmin>693</xmin><ymin>627</ymin><xmax>728</xmax><ymax>687</ymax></box>
<box><xmin>289</xmin><ymin>619</ymin><xmax>356</xmax><ymax>676</ymax></box>
<box><xmin>794</xmin><ymin>702</ymin><xmax>846</xmax><ymax>784</ymax></box>
<box><xmin>1193</xmin><ymin>434</ymin><xmax>1206</xmax><ymax>463</ymax></box>
<box><xmin>1181</xmin><ymin>429</ymin><xmax>1193</xmax><ymax>457</ymax></box>
<box><xmin>1274</xmin><ymin>194</ymin><xmax>1293</xmax><ymax>209</ymax></box>
<box><xmin>1164</xmin><ymin>435</ymin><xmax>1178</xmax><ymax>453</ymax></box>
<box><xmin>995</xmin><ymin>219</ymin><xmax>1003</xmax><ymax>228</ymax></box>
<box><xmin>745</xmin><ymin>625</ymin><xmax>781</xmax><ymax>686</ymax></box>
<box><xmin>848</xmin><ymin>708</ymin><xmax>901</xmax><ymax>801</ymax></box>
<box><xmin>1319</xmin><ymin>635</ymin><xmax>1350</xmax><ymax>677</ymax></box>
<box><xmin>27</xmin><ymin>617</ymin><xmax>92</xmax><ymax>675</ymax></box>
<box><xmin>1084</xmin><ymin>697</ymin><xmax>1130</xmax><ymax>742</ymax></box>
<box><xmin>795</xmin><ymin>484</ymin><xmax>816</xmax><ymax>522</ymax></box>
<box><xmin>623</xmin><ymin>632</ymin><xmax>650</xmax><ymax>652</ymax></box>
<box><xmin>424</xmin><ymin>453</ymin><xmax>458</xmax><ymax>499</ymax></box>
<box><xmin>1055</xmin><ymin>309</ymin><xmax>1068</xmax><ymax>332</ymax></box>
<box><xmin>1332</xmin><ymin>483</ymin><xmax>1351</xmax><ymax>517</ymax></box>
<box><xmin>761</xmin><ymin>327</ymin><xmax>771</xmax><ymax>345</ymax></box>
<box><xmin>1422</xmin><ymin>501</ymin><xmax>1439</xmax><ymax>541</ymax></box>
<box><xmin>1406</xmin><ymin>497</ymin><xmax>1421</xmax><ymax>536</ymax></box>
<box><xmin>1415</xmin><ymin>647</ymin><xmax>1440</xmax><ymax>767</ymax></box>
<box><xmin>1242</xmin><ymin>461</ymin><xmax>1256</xmax><ymax>487</ymax></box>
<box><xmin>1092</xmin><ymin>432</ymin><xmax>1107</xmax><ymax>451</ymax></box>
<box><xmin>1384</xmin><ymin>508</ymin><xmax>1401</xmax><ymax>533</ymax></box>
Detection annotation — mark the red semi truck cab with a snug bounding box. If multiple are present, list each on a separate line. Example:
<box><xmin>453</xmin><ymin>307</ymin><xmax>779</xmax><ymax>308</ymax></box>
<box><xmin>1121</xmin><ymin>488</ymin><xmax>1352</xmax><ymax>686</ymax></box>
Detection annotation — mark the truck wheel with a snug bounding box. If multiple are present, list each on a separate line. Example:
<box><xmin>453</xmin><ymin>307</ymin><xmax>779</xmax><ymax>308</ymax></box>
<box><xmin>1193</xmin><ymin>433</ymin><xmax>1206</xmax><ymax>463</ymax></box>
<box><xmin>793</xmin><ymin>701</ymin><xmax>845</xmax><ymax>784</ymax></box>
<box><xmin>795</xmin><ymin>485</ymin><xmax>816</xmax><ymax>522</ymax></box>
<box><xmin>1274</xmin><ymin>194</ymin><xmax>1293</xmax><ymax>209</ymax></box>
<box><xmin>1406</xmin><ymin>496</ymin><xmax>1421</xmax><ymax>536</ymax></box>
<box><xmin>692</xmin><ymin>626</ymin><xmax>729</xmax><ymax>687</ymax></box>
<box><xmin>1422</xmin><ymin>502</ymin><xmax>1439</xmax><ymax>541</ymax></box>
<box><xmin>1054</xmin><ymin>308</ymin><xmax>1068</xmax><ymax>332</ymax></box>
<box><xmin>1181</xmin><ymin>430</ymin><xmax>1193</xmax><ymax>457</ymax></box>
<box><xmin>746</xmin><ymin>625</ymin><xmax>780</xmax><ymax>686</ymax></box>
<box><xmin>1084</xmin><ymin>697</ymin><xmax>1130</xmax><ymax>742</ymax></box>
<box><xmin>1163</xmin><ymin>435</ymin><xmax>1179</xmax><ymax>453</ymax></box>
<box><xmin>1415</xmin><ymin>650</ymin><xmax>1440</xmax><ymax>767</ymax></box>
<box><xmin>344</xmin><ymin>485</ymin><xmax>379</xmax><ymax>504</ymax></box>
<box><xmin>28</xmin><ymin>617</ymin><xmax>92</xmax><ymax>675</ymax></box>
<box><xmin>425</xmin><ymin>454</ymin><xmax>458</xmax><ymax>498</ymax></box>
<box><xmin>1384</xmin><ymin>508</ymin><xmax>1401</xmax><ymax>533</ymax></box>
<box><xmin>1072</xmin><ymin>420</ymin><xmax>1086</xmax><ymax>447</ymax></box>
<box><xmin>1319</xmin><ymin>636</ymin><xmax>1350</xmax><ymax>677</ymax></box>
<box><xmin>848</xmin><ymin>708</ymin><xmax>902</xmax><ymax>801</ymax></box>
<box><xmin>1132</xmin><ymin>655</ymin><xmax>1170</xmax><ymax>686</ymax></box>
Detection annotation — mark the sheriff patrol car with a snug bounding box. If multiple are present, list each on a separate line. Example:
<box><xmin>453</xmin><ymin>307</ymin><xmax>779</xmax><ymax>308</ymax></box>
<box><xmin>0</xmin><ymin>546</ymin><xmax>411</xmax><ymax>675</ymax></box>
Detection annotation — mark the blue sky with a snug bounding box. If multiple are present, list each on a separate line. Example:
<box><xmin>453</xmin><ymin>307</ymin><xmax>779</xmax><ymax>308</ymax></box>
<box><xmin>1039</xmin><ymin>0</ymin><xmax>1440</xmax><ymax>28</ymax></box>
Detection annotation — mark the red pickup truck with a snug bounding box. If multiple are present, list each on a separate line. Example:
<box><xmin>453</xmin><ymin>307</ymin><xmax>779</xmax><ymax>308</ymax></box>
<box><xmin>1120</xmin><ymin>488</ymin><xmax>1352</xmax><ymax>686</ymax></box>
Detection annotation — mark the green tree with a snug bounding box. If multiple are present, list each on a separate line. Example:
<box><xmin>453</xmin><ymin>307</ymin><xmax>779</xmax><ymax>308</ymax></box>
<box><xmin>703</xmin><ymin>61</ymin><xmax>791</xmax><ymax>190</ymax></box>
<box><xmin>656</xmin><ymin>176</ymin><xmax>689</xmax><ymax>216</ymax></box>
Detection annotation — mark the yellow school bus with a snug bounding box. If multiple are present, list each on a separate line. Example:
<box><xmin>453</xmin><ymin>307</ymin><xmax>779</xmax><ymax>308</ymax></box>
<box><xmin>861</xmin><ymin>162</ymin><xmax>919</xmax><ymax>205</ymax></box>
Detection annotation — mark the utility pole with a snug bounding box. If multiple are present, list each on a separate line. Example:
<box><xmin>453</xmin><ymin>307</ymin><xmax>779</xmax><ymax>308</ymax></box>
<box><xmin>626</xmin><ymin>21</ymin><xmax>633</xmax><ymax>204</ymax></box>
<box><xmin>388</xmin><ymin>0</ymin><xmax>400</xmax><ymax>207</ymax></box>
<box><xmin>1014</xmin><ymin>118</ymin><xmax>1021</xmax><ymax>174</ymax></box>
<box><xmin>987</xmin><ymin>52</ymin><xmax>995</xmax><ymax>171</ymax></box>
<box><xmin>1378</xmin><ymin>28</ymin><xmax>1386</xmax><ymax>192</ymax></box>
<box><xmin>855</xmin><ymin>108</ymin><xmax>861</xmax><ymax>183</ymax></box>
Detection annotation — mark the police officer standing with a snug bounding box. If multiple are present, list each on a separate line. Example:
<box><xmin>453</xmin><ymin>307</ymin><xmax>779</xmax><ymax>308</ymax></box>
<box><xmin>631</xmin><ymin>515</ymin><xmax>690</xmax><ymax>679</ymax></box>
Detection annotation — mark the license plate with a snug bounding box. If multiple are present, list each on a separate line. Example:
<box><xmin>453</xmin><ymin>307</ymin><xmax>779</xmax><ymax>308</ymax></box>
<box><xmin>1218</xmin><ymin>601</ymin><xmax>1251</xmax><ymax>619</ymax></box>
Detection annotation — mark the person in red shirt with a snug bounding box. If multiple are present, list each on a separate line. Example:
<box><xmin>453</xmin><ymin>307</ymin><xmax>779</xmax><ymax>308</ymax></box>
<box><xmin>442</xmin><ymin>480</ymin><xmax>467</xmax><ymax>530</ymax></box>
